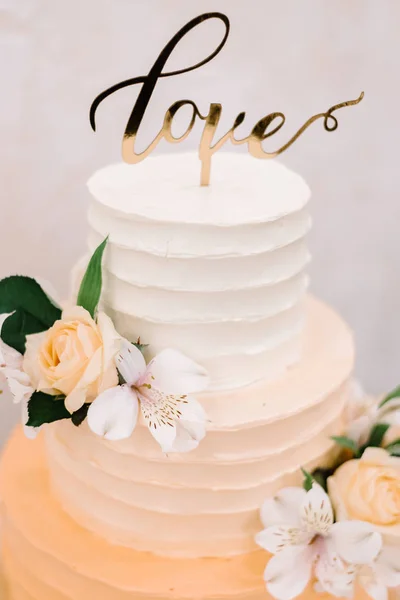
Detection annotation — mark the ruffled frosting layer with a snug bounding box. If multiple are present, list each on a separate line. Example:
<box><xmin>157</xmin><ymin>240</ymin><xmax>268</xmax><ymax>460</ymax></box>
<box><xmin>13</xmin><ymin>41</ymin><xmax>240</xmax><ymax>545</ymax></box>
<box><xmin>87</xmin><ymin>153</ymin><xmax>311</xmax><ymax>389</ymax></box>
<box><xmin>2</xmin><ymin>426</ymin><xmax>370</xmax><ymax>600</ymax></box>
<box><xmin>41</xmin><ymin>297</ymin><xmax>354</xmax><ymax>558</ymax></box>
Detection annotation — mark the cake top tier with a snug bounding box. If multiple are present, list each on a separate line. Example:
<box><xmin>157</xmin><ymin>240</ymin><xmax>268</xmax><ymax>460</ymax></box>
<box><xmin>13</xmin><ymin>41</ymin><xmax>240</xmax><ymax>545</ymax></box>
<box><xmin>87</xmin><ymin>152</ymin><xmax>310</xmax><ymax>226</ymax></box>
<box><xmin>86</xmin><ymin>151</ymin><xmax>311</xmax><ymax>389</ymax></box>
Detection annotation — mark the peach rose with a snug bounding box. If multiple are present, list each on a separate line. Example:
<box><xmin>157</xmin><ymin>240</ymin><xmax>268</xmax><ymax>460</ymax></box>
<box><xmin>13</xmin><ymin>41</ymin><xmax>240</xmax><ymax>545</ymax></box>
<box><xmin>23</xmin><ymin>306</ymin><xmax>120</xmax><ymax>413</ymax></box>
<box><xmin>328</xmin><ymin>447</ymin><xmax>400</xmax><ymax>543</ymax></box>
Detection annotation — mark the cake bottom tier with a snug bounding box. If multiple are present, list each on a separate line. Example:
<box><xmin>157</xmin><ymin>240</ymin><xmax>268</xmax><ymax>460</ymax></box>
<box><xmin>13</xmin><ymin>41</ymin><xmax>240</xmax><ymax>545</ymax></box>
<box><xmin>0</xmin><ymin>429</ymin><xmax>378</xmax><ymax>600</ymax></box>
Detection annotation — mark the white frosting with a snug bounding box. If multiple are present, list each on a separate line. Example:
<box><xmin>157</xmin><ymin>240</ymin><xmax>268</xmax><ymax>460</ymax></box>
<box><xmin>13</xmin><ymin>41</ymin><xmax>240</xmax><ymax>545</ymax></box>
<box><xmin>87</xmin><ymin>153</ymin><xmax>310</xmax><ymax>226</ymax></box>
<box><xmin>87</xmin><ymin>152</ymin><xmax>311</xmax><ymax>389</ymax></box>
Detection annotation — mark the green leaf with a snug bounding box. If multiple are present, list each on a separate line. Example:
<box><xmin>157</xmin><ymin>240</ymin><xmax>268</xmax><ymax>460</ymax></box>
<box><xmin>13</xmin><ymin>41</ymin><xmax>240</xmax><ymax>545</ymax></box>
<box><xmin>364</xmin><ymin>423</ymin><xmax>390</xmax><ymax>449</ymax></box>
<box><xmin>71</xmin><ymin>403</ymin><xmax>90</xmax><ymax>427</ymax></box>
<box><xmin>388</xmin><ymin>445</ymin><xmax>400</xmax><ymax>457</ymax></box>
<box><xmin>301</xmin><ymin>468</ymin><xmax>314</xmax><ymax>492</ymax></box>
<box><xmin>386</xmin><ymin>437</ymin><xmax>400</xmax><ymax>450</ymax></box>
<box><xmin>380</xmin><ymin>385</ymin><xmax>400</xmax><ymax>408</ymax></box>
<box><xmin>133</xmin><ymin>340</ymin><xmax>148</xmax><ymax>355</ymax></box>
<box><xmin>385</xmin><ymin>438</ymin><xmax>400</xmax><ymax>456</ymax></box>
<box><xmin>0</xmin><ymin>276</ymin><xmax>61</xmax><ymax>326</ymax></box>
<box><xmin>1</xmin><ymin>309</ymin><xmax>45</xmax><ymax>354</ymax></box>
<box><xmin>77</xmin><ymin>237</ymin><xmax>108</xmax><ymax>318</ymax></box>
<box><xmin>0</xmin><ymin>276</ymin><xmax>61</xmax><ymax>352</ymax></box>
<box><xmin>26</xmin><ymin>392</ymin><xmax>70</xmax><ymax>428</ymax></box>
<box><xmin>311</xmin><ymin>467</ymin><xmax>335</xmax><ymax>492</ymax></box>
<box><xmin>331</xmin><ymin>435</ymin><xmax>359</xmax><ymax>455</ymax></box>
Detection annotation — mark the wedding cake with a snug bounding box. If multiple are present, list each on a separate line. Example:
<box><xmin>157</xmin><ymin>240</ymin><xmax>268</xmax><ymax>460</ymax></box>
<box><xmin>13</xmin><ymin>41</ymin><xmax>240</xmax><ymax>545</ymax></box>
<box><xmin>0</xmin><ymin>15</ymin><xmax>399</xmax><ymax>597</ymax></box>
<box><xmin>2</xmin><ymin>149</ymin><xmax>382</xmax><ymax>600</ymax></box>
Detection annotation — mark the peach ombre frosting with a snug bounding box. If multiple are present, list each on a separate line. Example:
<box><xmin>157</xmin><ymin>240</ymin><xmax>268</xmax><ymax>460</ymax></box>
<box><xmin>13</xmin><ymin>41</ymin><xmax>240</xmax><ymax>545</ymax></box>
<box><xmin>40</xmin><ymin>297</ymin><xmax>353</xmax><ymax>558</ymax></box>
<box><xmin>0</xmin><ymin>296</ymin><xmax>372</xmax><ymax>600</ymax></box>
<box><xmin>0</xmin><ymin>157</ymin><xmax>382</xmax><ymax>600</ymax></box>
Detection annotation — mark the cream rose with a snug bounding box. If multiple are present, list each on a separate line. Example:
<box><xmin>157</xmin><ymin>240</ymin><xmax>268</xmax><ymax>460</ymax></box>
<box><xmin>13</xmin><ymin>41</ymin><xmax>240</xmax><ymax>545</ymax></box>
<box><xmin>328</xmin><ymin>448</ymin><xmax>400</xmax><ymax>543</ymax></box>
<box><xmin>23</xmin><ymin>306</ymin><xmax>121</xmax><ymax>413</ymax></box>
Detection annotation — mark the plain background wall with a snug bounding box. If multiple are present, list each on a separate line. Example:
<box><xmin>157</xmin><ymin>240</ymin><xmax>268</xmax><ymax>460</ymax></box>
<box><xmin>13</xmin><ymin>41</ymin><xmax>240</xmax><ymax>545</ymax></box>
<box><xmin>0</xmin><ymin>0</ymin><xmax>399</xmax><ymax>446</ymax></box>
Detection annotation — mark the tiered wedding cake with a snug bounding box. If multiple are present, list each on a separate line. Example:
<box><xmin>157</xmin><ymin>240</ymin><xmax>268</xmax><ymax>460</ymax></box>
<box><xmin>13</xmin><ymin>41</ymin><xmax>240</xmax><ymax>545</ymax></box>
<box><xmin>0</xmin><ymin>152</ymin><xmax>363</xmax><ymax>600</ymax></box>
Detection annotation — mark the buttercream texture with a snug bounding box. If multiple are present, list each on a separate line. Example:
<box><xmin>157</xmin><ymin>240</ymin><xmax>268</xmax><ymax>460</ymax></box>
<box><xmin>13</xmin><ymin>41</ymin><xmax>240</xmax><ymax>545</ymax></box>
<box><xmin>87</xmin><ymin>153</ymin><xmax>311</xmax><ymax>390</ymax></box>
<box><xmin>0</xmin><ymin>156</ymin><xmax>365</xmax><ymax>600</ymax></box>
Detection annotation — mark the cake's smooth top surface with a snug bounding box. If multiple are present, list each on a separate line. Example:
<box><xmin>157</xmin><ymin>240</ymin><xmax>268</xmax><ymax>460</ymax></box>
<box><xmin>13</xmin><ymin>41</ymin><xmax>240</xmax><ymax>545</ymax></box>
<box><xmin>87</xmin><ymin>153</ymin><xmax>311</xmax><ymax>226</ymax></box>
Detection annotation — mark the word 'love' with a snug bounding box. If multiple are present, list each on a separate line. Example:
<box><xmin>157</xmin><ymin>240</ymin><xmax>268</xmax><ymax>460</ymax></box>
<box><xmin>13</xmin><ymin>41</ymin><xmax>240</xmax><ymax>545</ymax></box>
<box><xmin>90</xmin><ymin>13</ymin><xmax>363</xmax><ymax>186</ymax></box>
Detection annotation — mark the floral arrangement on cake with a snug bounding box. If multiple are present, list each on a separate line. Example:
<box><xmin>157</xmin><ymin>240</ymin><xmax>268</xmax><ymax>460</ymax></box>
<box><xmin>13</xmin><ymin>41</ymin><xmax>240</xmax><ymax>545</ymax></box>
<box><xmin>0</xmin><ymin>237</ymin><xmax>209</xmax><ymax>453</ymax></box>
<box><xmin>256</xmin><ymin>386</ymin><xmax>400</xmax><ymax>600</ymax></box>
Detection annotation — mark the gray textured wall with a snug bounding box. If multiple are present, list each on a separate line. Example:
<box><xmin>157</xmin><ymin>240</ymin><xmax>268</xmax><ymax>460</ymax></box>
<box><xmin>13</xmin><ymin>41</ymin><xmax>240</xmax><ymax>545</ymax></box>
<box><xmin>0</xmin><ymin>0</ymin><xmax>399</xmax><ymax>446</ymax></box>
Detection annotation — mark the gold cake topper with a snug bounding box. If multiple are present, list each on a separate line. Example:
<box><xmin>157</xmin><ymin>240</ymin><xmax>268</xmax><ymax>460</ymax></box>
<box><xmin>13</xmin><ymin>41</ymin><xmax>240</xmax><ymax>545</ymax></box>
<box><xmin>90</xmin><ymin>12</ymin><xmax>364</xmax><ymax>186</ymax></box>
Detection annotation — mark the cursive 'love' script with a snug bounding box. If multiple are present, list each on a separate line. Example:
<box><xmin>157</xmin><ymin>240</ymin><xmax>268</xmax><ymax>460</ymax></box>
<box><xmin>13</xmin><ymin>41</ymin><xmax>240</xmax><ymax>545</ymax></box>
<box><xmin>90</xmin><ymin>12</ymin><xmax>364</xmax><ymax>186</ymax></box>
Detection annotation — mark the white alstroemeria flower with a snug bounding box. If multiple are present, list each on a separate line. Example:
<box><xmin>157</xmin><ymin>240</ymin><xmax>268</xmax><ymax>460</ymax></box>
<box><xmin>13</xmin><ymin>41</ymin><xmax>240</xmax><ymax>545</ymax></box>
<box><xmin>346</xmin><ymin>383</ymin><xmax>400</xmax><ymax>446</ymax></box>
<box><xmin>345</xmin><ymin>380</ymin><xmax>377</xmax><ymax>445</ymax></box>
<box><xmin>87</xmin><ymin>340</ymin><xmax>209</xmax><ymax>452</ymax></box>
<box><xmin>255</xmin><ymin>483</ymin><xmax>382</xmax><ymax>600</ymax></box>
<box><xmin>357</xmin><ymin>545</ymin><xmax>400</xmax><ymax>600</ymax></box>
<box><xmin>0</xmin><ymin>314</ymin><xmax>38</xmax><ymax>438</ymax></box>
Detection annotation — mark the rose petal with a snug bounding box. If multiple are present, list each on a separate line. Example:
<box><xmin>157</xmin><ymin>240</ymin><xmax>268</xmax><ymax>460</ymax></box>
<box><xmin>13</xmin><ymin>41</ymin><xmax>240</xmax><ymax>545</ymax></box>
<box><xmin>74</xmin><ymin>347</ymin><xmax>103</xmax><ymax>390</ymax></box>
<box><xmin>23</xmin><ymin>331</ymin><xmax>47</xmax><ymax>388</ymax></box>
<box><xmin>87</xmin><ymin>385</ymin><xmax>139</xmax><ymax>441</ymax></box>
<box><xmin>61</xmin><ymin>305</ymin><xmax>96</xmax><ymax>328</ymax></box>
<box><xmin>255</xmin><ymin>525</ymin><xmax>308</xmax><ymax>554</ymax></box>
<box><xmin>330</xmin><ymin>520</ymin><xmax>382</xmax><ymax>564</ymax></box>
<box><xmin>76</xmin><ymin>323</ymin><xmax>99</xmax><ymax>358</ymax></box>
<box><xmin>300</xmin><ymin>483</ymin><xmax>333</xmax><ymax>535</ymax></box>
<box><xmin>53</xmin><ymin>365</ymin><xmax>85</xmax><ymax>397</ymax></box>
<box><xmin>144</xmin><ymin>349</ymin><xmax>209</xmax><ymax>394</ymax></box>
<box><xmin>116</xmin><ymin>339</ymin><xmax>146</xmax><ymax>386</ymax></box>
<box><xmin>260</xmin><ymin>487</ymin><xmax>306</xmax><ymax>528</ymax></box>
<box><xmin>360</xmin><ymin>447</ymin><xmax>395</xmax><ymax>467</ymax></box>
<box><xmin>57</xmin><ymin>344</ymin><xmax>106</xmax><ymax>401</ymax></box>
<box><xmin>327</xmin><ymin>475</ymin><xmax>349</xmax><ymax>522</ymax></box>
<box><xmin>97</xmin><ymin>362</ymin><xmax>120</xmax><ymax>396</ymax></box>
<box><xmin>264</xmin><ymin>546</ymin><xmax>313</xmax><ymax>600</ymax></box>
<box><xmin>97</xmin><ymin>311</ymin><xmax>121</xmax><ymax>369</ymax></box>
<box><xmin>65</xmin><ymin>388</ymin><xmax>87</xmax><ymax>413</ymax></box>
